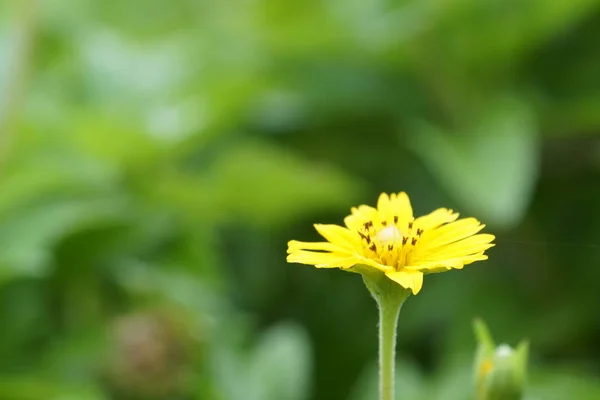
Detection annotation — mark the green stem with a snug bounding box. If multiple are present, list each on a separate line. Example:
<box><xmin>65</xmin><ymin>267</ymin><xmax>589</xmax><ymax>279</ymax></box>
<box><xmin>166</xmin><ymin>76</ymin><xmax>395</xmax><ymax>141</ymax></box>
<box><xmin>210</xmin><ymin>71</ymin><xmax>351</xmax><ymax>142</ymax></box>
<box><xmin>362</xmin><ymin>273</ymin><xmax>411</xmax><ymax>400</ymax></box>
<box><xmin>378</xmin><ymin>294</ymin><xmax>402</xmax><ymax>400</ymax></box>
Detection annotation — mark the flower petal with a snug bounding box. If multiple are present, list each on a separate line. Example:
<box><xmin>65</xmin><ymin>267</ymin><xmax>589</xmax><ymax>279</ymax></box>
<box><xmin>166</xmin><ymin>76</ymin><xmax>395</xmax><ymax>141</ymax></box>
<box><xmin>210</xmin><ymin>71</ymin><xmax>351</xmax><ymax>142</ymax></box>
<box><xmin>355</xmin><ymin>254</ymin><xmax>394</xmax><ymax>272</ymax></box>
<box><xmin>414</xmin><ymin>208</ymin><xmax>459</xmax><ymax>231</ymax></box>
<box><xmin>415</xmin><ymin>217</ymin><xmax>485</xmax><ymax>255</ymax></box>
<box><xmin>344</xmin><ymin>213</ymin><xmax>361</xmax><ymax>231</ymax></box>
<box><xmin>344</xmin><ymin>205</ymin><xmax>380</xmax><ymax>230</ymax></box>
<box><xmin>377</xmin><ymin>193</ymin><xmax>393</xmax><ymax>220</ymax></box>
<box><xmin>417</xmin><ymin>234</ymin><xmax>495</xmax><ymax>261</ymax></box>
<box><xmin>385</xmin><ymin>270</ymin><xmax>424</xmax><ymax>294</ymax></box>
<box><xmin>390</xmin><ymin>192</ymin><xmax>413</xmax><ymax>229</ymax></box>
<box><xmin>314</xmin><ymin>224</ymin><xmax>360</xmax><ymax>249</ymax></box>
<box><xmin>287</xmin><ymin>240</ymin><xmax>350</xmax><ymax>254</ymax></box>
<box><xmin>407</xmin><ymin>252</ymin><xmax>489</xmax><ymax>273</ymax></box>
<box><xmin>287</xmin><ymin>250</ymin><xmax>357</xmax><ymax>269</ymax></box>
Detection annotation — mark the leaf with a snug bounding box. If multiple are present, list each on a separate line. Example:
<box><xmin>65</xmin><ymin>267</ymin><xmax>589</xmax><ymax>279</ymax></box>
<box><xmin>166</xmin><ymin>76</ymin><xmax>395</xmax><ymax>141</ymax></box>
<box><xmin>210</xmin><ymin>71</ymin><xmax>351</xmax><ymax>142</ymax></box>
<box><xmin>208</xmin><ymin>140</ymin><xmax>363</xmax><ymax>227</ymax></box>
<box><xmin>248</xmin><ymin>322</ymin><xmax>312</xmax><ymax>400</ymax></box>
<box><xmin>527</xmin><ymin>367</ymin><xmax>600</xmax><ymax>400</ymax></box>
<box><xmin>0</xmin><ymin>197</ymin><xmax>130</xmax><ymax>283</ymax></box>
<box><xmin>348</xmin><ymin>359</ymin><xmax>424</xmax><ymax>400</ymax></box>
<box><xmin>0</xmin><ymin>377</ymin><xmax>107</xmax><ymax>400</ymax></box>
<box><xmin>408</xmin><ymin>97</ymin><xmax>539</xmax><ymax>229</ymax></box>
<box><xmin>0</xmin><ymin>155</ymin><xmax>117</xmax><ymax>219</ymax></box>
<box><xmin>406</xmin><ymin>0</ymin><xmax>600</xmax><ymax>71</ymax></box>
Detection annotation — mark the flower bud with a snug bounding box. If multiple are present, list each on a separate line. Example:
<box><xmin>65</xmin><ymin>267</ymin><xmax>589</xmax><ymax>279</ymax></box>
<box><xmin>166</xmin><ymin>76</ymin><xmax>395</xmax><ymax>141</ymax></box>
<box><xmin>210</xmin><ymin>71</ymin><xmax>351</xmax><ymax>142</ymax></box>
<box><xmin>473</xmin><ymin>319</ymin><xmax>529</xmax><ymax>400</ymax></box>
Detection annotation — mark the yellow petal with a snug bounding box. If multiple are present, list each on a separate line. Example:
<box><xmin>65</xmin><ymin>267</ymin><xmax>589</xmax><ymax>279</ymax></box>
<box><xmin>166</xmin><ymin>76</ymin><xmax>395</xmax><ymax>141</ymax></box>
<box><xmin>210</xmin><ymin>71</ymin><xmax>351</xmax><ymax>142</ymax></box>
<box><xmin>287</xmin><ymin>240</ymin><xmax>350</xmax><ymax>254</ymax></box>
<box><xmin>407</xmin><ymin>252</ymin><xmax>488</xmax><ymax>272</ymax></box>
<box><xmin>418</xmin><ymin>234</ymin><xmax>495</xmax><ymax>261</ymax></box>
<box><xmin>345</xmin><ymin>205</ymin><xmax>381</xmax><ymax>231</ymax></box>
<box><xmin>287</xmin><ymin>250</ymin><xmax>357</xmax><ymax>268</ymax></box>
<box><xmin>356</xmin><ymin>205</ymin><xmax>379</xmax><ymax>218</ymax></box>
<box><xmin>354</xmin><ymin>254</ymin><xmax>394</xmax><ymax>272</ymax></box>
<box><xmin>385</xmin><ymin>270</ymin><xmax>424</xmax><ymax>294</ymax></box>
<box><xmin>344</xmin><ymin>213</ymin><xmax>361</xmax><ymax>231</ymax></box>
<box><xmin>416</xmin><ymin>217</ymin><xmax>485</xmax><ymax>255</ymax></box>
<box><xmin>390</xmin><ymin>192</ymin><xmax>413</xmax><ymax>229</ymax></box>
<box><xmin>314</xmin><ymin>224</ymin><xmax>360</xmax><ymax>249</ymax></box>
<box><xmin>377</xmin><ymin>193</ymin><xmax>393</xmax><ymax>220</ymax></box>
<box><xmin>414</xmin><ymin>208</ymin><xmax>459</xmax><ymax>231</ymax></box>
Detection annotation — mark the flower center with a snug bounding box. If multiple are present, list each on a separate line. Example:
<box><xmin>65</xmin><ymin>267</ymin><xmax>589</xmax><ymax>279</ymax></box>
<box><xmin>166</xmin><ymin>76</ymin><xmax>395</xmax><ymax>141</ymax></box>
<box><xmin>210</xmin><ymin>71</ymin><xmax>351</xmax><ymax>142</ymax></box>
<box><xmin>376</xmin><ymin>225</ymin><xmax>402</xmax><ymax>244</ymax></box>
<box><xmin>357</xmin><ymin>217</ymin><xmax>424</xmax><ymax>269</ymax></box>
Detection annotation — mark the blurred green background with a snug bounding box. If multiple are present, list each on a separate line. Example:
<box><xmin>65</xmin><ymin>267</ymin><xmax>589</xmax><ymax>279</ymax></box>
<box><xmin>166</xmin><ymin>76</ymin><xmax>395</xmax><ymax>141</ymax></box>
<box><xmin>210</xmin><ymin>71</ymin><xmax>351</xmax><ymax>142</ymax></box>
<box><xmin>1</xmin><ymin>1</ymin><xmax>600</xmax><ymax>399</ymax></box>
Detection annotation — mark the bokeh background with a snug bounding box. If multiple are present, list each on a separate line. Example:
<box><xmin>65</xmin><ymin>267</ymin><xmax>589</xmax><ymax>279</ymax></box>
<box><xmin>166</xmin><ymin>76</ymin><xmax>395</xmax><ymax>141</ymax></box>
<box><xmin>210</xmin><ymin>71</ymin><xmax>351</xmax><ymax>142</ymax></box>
<box><xmin>1</xmin><ymin>1</ymin><xmax>600</xmax><ymax>399</ymax></box>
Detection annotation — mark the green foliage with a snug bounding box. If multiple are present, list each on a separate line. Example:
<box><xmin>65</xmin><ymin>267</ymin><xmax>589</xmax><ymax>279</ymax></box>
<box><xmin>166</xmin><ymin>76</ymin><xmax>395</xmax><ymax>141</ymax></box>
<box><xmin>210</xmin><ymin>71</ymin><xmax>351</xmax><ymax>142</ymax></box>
<box><xmin>408</xmin><ymin>97</ymin><xmax>539</xmax><ymax>228</ymax></box>
<box><xmin>1</xmin><ymin>0</ymin><xmax>600</xmax><ymax>399</ymax></box>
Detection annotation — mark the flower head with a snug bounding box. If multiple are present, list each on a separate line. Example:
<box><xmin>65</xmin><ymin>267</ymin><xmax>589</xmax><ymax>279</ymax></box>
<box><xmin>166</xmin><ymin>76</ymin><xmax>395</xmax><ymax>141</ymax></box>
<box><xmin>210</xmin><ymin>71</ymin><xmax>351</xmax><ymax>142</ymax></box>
<box><xmin>287</xmin><ymin>192</ymin><xmax>495</xmax><ymax>294</ymax></box>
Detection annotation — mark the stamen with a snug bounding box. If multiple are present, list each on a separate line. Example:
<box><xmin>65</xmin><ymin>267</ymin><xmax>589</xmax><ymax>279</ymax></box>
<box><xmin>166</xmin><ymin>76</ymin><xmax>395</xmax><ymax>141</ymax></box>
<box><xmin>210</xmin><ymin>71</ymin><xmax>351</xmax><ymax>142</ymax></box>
<box><xmin>369</xmin><ymin>243</ymin><xmax>377</xmax><ymax>253</ymax></box>
<box><xmin>416</xmin><ymin>228</ymin><xmax>423</xmax><ymax>236</ymax></box>
<box><xmin>381</xmin><ymin>221</ymin><xmax>388</xmax><ymax>226</ymax></box>
<box><xmin>364</xmin><ymin>221</ymin><xmax>373</xmax><ymax>229</ymax></box>
<box><xmin>393</xmin><ymin>215</ymin><xmax>399</xmax><ymax>224</ymax></box>
<box><xmin>411</xmin><ymin>238</ymin><xmax>417</xmax><ymax>246</ymax></box>
<box><xmin>387</xmin><ymin>244</ymin><xmax>394</xmax><ymax>251</ymax></box>
<box><xmin>402</xmin><ymin>237</ymin><xmax>408</xmax><ymax>245</ymax></box>
<box><xmin>408</xmin><ymin>221</ymin><xmax>413</xmax><ymax>229</ymax></box>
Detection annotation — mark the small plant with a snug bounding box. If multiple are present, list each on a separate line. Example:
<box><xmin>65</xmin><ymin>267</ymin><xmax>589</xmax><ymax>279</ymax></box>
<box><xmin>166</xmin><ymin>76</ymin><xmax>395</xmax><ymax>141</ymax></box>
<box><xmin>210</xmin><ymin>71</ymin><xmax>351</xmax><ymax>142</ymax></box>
<box><xmin>474</xmin><ymin>319</ymin><xmax>529</xmax><ymax>400</ymax></box>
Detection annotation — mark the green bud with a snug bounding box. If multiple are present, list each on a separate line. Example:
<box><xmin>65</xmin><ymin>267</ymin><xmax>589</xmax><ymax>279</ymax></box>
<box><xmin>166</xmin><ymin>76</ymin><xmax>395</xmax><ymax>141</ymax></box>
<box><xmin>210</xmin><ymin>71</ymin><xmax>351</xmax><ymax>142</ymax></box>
<box><xmin>473</xmin><ymin>319</ymin><xmax>529</xmax><ymax>400</ymax></box>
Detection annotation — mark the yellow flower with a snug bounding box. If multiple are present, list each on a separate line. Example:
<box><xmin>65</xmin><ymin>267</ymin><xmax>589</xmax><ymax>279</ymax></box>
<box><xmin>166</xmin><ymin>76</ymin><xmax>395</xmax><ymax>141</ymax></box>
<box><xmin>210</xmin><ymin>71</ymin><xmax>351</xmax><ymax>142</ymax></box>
<box><xmin>287</xmin><ymin>192</ymin><xmax>495</xmax><ymax>295</ymax></box>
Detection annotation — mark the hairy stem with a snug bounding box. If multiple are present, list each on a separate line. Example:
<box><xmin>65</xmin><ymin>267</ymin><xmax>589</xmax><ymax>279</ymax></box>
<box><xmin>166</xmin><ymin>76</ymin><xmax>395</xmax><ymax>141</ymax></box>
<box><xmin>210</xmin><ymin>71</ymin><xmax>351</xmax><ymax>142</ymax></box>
<box><xmin>378</xmin><ymin>292</ymin><xmax>404</xmax><ymax>400</ymax></box>
<box><xmin>363</xmin><ymin>273</ymin><xmax>411</xmax><ymax>400</ymax></box>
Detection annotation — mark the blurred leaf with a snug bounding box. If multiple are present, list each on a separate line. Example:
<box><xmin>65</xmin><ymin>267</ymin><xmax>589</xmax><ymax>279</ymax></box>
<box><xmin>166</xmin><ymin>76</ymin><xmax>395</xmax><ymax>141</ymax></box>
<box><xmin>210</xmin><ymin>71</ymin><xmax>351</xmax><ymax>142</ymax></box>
<box><xmin>0</xmin><ymin>154</ymin><xmax>116</xmax><ymax>218</ymax></box>
<box><xmin>143</xmin><ymin>139</ymin><xmax>362</xmax><ymax>228</ymax></box>
<box><xmin>212</xmin><ymin>322</ymin><xmax>312</xmax><ymax>400</ymax></box>
<box><xmin>257</xmin><ymin>0</ymin><xmax>351</xmax><ymax>55</ymax></box>
<box><xmin>429</xmin><ymin>358</ymin><xmax>473</xmax><ymax>400</ymax></box>
<box><xmin>69</xmin><ymin>117</ymin><xmax>168</xmax><ymax>169</ymax></box>
<box><xmin>348</xmin><ymin>359</ymin><xmax>424</xmax><ymax>400</ymax></box>
<box><xmin>0</xmin><ymin>198</ymin><xmax>129</xmax><ymax>283</ymax></box>
<box><xmin>209</xmin><ymin>140</ymin><xmax>363</xmax><ymax>227</ymax></box>
<box><xmin>429</xmin><ymin>0</ymin><xmax>600</xmax><ymax>67</ymax></box>
<box><xmin>249</xmin><ymin>322</ymin><xmax>312</xmax><ymax>400</ymax></box>
<box><xmin>527</xmin><ymin>367</ymin><xmax>600</xmax><ymax>400</ymax></box>
<box><xmin>408</xmin><ymin>97</ymin><xmax>539</xmax><ymax>229</ymax></box>
<box><xmin>0</xmin><ymin>376</ymin><xmax>106</xmax><ymax>400</ymax></box>
<box><xmin>114</xmin><ymin>260</ymin><xmax>224</xmax><ymax>320</ymax></box>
